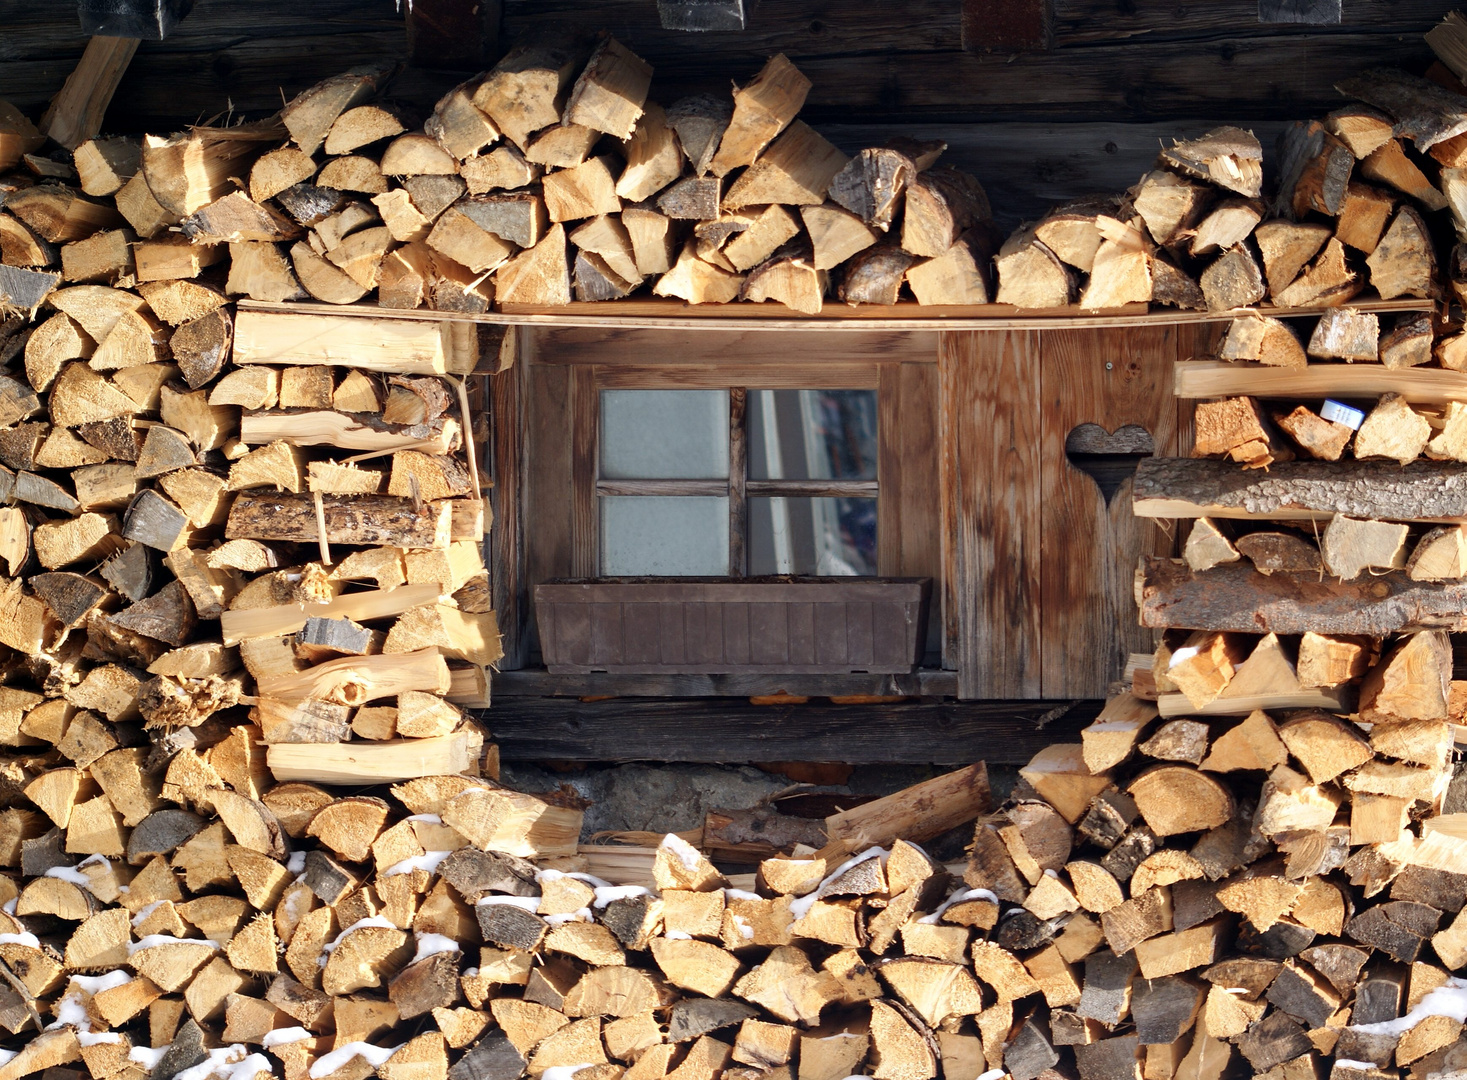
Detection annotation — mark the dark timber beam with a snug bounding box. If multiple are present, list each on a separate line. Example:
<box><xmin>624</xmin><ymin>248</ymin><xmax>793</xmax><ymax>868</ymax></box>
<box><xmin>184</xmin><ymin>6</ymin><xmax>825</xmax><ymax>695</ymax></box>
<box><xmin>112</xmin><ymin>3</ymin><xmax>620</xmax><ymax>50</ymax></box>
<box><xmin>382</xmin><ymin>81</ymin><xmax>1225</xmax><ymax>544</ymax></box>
<box><xmin>77</xmin><ymin>0</ymin><xmax>194</xmax><ymax>39</ymax></box>
<box><xmin>482</xmin><ymin>697</ymin><xmax>1100</xmax><ymax>764</ymax></box>
<box><xmin>1258</xmin><ymin>0</ymin><xmax>1343</xmax><ymax>24</ymax></box>
<box><xmin>962</xmin><ymin>0</ymin><xmax>1053</xmax><ymax>53</ymax></box>
<box><xmin>657</xmin><ymin>0</ymin><xmax>756</xmax><ymax>32</ymax></box>
<box><xmin>406</xmin><ymin>0</ymin><xmax>502</xmax><ymax>69</ymax></box>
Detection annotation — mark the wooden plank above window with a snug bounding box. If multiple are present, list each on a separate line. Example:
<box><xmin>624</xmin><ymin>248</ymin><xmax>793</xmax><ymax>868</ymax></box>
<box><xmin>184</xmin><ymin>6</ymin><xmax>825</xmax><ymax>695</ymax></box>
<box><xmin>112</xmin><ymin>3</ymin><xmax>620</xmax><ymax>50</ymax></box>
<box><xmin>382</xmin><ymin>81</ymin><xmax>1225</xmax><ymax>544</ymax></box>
<box><xmin>594</xmin><ymin>364</ymin><xmax>881</xmax><ymax>389</ymax></box>
<box><xmin>532</xmin><ymin>328</ymin><xmax>938</xmax><ymax>366</ymax></box>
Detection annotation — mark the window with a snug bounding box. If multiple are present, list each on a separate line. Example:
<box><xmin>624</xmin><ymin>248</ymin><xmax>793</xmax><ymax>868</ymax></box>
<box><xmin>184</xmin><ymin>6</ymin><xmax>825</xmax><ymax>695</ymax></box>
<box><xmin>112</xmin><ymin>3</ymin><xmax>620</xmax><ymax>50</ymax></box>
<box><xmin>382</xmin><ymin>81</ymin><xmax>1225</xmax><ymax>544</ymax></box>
<box><xmin>596</xmin><ymin>388</ymin><xmax>879</xmax><ymax>577</ymax></box>
<box><xmin>505</xmin><ymin>330</ymin><xmax>942</xmax><ymax>677</ymax></box>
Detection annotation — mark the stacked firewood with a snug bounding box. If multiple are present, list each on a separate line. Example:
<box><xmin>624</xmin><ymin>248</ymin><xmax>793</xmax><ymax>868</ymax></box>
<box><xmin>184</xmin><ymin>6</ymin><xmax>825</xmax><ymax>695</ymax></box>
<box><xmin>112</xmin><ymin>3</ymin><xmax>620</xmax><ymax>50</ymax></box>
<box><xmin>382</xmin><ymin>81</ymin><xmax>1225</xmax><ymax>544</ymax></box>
<box><xmin>1083</xmin><ymin>75</ymin><xmax>1467</xmax><ymax>1072</ymax></box>
<box><xmin>0</xmin><ymin>43</ymin><xmax>998</xmax><ymax>317</ymax></box>
<box><xmin>0</xmin><ymin>147</ymin><xmax>516</xmax><ymax>1080</ymax></box>
<box><xmin>998</xmin><ymin>67</ymin><xmax>1455</xmax><ymax>315</ymax></box>
<box><xmin>1013</xmin><ymin>632</ymin><xmax>1467</xmax><ymax>1080</ymax></box>
<box><xmin>0</xmin><ymin>245</ymin><xmax>530</xmax><ymax>1080</ymax></box>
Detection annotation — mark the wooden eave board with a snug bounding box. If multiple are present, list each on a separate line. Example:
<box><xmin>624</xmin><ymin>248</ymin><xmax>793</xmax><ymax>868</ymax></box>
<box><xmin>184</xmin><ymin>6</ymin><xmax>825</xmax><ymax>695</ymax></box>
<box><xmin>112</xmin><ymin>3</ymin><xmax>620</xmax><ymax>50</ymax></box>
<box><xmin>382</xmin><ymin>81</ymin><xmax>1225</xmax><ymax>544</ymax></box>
<box><xmin>1175</xmin><ymin>360</ymin><xmax>1467</xmax><ymax>403</ymax></box>
<box><xmin>237</xmin><ymin>295</ymin><xmax>1432</xmax><ymax>333</ymax></box>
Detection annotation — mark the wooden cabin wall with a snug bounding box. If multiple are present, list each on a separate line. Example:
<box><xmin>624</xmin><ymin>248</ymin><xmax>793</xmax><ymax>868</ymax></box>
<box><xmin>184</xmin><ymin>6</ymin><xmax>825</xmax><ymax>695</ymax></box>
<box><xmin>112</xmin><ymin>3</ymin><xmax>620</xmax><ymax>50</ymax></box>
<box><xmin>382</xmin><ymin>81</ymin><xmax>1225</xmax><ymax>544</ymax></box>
<box><xmin>1</xmin><ymin>1</ymin><xmax>1461</xmax><ymax>226</ymax></box>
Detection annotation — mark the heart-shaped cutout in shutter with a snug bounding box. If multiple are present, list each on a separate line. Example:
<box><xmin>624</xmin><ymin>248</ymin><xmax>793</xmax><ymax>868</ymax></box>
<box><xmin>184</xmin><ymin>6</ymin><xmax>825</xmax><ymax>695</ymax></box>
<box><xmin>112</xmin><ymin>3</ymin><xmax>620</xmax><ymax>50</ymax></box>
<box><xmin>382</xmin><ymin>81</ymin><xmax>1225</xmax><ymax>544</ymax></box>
<box><xmin>1064</xmin><ymin>422</ymin><xmax>1155</xmax><ymax>505</ymax></box>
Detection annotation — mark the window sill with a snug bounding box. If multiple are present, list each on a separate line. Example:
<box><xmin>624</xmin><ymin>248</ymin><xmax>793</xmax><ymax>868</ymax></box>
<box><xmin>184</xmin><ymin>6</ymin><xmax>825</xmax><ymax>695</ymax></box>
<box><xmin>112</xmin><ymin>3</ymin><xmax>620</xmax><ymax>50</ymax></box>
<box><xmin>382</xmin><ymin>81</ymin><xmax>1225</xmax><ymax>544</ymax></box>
<box><xmin>491</xmin><ymin>668</ymin><xmax>957</xmax><ymax>699</ymax></box>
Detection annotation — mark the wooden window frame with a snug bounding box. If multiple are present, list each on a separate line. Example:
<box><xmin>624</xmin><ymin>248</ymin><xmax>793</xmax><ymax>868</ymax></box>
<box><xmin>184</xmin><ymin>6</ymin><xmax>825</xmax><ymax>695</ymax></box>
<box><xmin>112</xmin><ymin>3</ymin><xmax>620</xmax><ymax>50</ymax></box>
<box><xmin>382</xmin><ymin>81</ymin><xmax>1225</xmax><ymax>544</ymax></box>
<box><xmin>593</xmin><ymin>380</ymin><xmax>882</xmax><ymax>577</ymax></box>
<box><xmin>491</xmin><ymin>326</ymin><xmax>943</xmax><ymax>682</ymax></box>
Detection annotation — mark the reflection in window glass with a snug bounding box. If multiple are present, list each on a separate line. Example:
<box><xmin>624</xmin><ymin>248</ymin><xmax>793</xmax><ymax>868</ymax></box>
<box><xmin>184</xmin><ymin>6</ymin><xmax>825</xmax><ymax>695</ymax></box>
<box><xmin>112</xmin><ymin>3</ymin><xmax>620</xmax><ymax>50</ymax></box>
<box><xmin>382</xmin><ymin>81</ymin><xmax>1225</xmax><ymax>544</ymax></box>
<box><xmin>601</xmin><ymin>496</ymin><xmax>729</xmax><ymax>576</ymax></box>
<box><xmin>748</xmin><ymin>390</ymin><xmax>877</xmax><ymax>482</ymax></box>
<box><xmin>749</xmin><ymin>497</ymin><xmax>877</xmax><ymax>577</ymax></box>
<box><xmin>600</xmin><ymin>390</ymin><xmax>729</xmax><ymax>480</ymax></box>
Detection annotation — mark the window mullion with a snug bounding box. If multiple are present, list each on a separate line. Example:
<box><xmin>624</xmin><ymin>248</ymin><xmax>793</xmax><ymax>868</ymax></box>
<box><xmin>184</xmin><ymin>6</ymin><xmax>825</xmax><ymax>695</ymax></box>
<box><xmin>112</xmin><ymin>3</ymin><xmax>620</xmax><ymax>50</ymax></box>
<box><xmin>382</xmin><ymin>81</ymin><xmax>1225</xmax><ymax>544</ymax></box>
<box><xmin>729</xmin><ymin>388</ymin><xmax>747</xmax><ymax>578</ymax></box>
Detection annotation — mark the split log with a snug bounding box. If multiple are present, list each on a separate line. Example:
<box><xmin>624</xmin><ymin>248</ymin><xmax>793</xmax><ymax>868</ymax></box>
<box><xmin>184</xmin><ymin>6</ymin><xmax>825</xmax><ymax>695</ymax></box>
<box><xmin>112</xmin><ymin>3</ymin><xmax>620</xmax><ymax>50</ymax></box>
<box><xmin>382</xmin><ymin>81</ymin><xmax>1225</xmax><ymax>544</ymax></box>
<box><xmin>564</xmin><ymin>35</ymin><xmax>652</xmax><ymax>140</ymax></box>
<box><xmin>1132</xmin><ymin>457</ymin><xmax>1467</xmax><ymax>523</ymax></box>
<box><xmin>533</xmin><ymin>122</ymin><xmax>614</xmax><ymax>182</ymax></box>
<box><xmin>1219</xmin><ymin>316</ymin><xmax>1305</xmax><ymax>367</ymax></box>
<box><xmin>471</xmin><ymin>40</ymin><xmax>581</xmax><ymax>150</ymax></box>
<box><xmin>1336</xmin><ymin>182</ymin><xmax>1397</xmax><ymax>253</ymax></box>
<box><xmin>1132</xmin><ymin>171</ymin><xmax>1210</xmax><ymax>248</ymax></box>
<box><xmin>1360</xmin><ymin>138</ymin><xmax>1448</xmax><ymax>211</ymax></box>
<box><xmin>616</xmin><ymin>104</ymin><xmax>682</xmax><ymax>203</ymax></box>
<box><xmin>1355</xmin><ymin>393</ymin><xmax>1431</xmax><ymax>465</ymax></box>
<box><xmin>1199</xmin><ymin>245</ymin><xmax>1265</xmax><ymax>311</ymax></box>
<box><xmin>830</xmin><ymin>148</ymin><xmax>914</xmax><ymax>231</ymax></box>
<box><xmin>710</xmin><ymin>54</ymin><xmax>811</xmax><ymax>178</ymax></box>
<box><xmin>841</xmin><ymin>244</ymin><xmax>917</xmax><ymax>305</ymax></box>
<box><xmin>900</xmin><ymin>167</ymin><xmax>991</xmax><ymax>258</ymax></box>
<box><xmin>1308</xmin><ymin>307</ymin><xmax>1378</xmax><ymax>360</ymax></box>
<box><xmin>1253</xmin><ymin>219</ymin><xmax>1331</xmax><ymax>295</ymax></box>
<box><xmin>656</xmin><ymin>177</ymin><xmax>721</xmax><ymax>220</ymax></box>
<box><xmin>1366</xmin><ymin>205</ymin><xmax>1438</xmax><ymax>299</ymax></box>
<box><xmin>723</xmin><ymin>123</ymin><xmax>849</xmax><ymax>210</ymax></box>
<box><xmin>994</xmin><ymin>226</ymin><xmax>1072</xmax><ymax>308</ymax></box>
<box><xmin>1271</xmin><ymin>238</ymin><xmax>1360</xmax><ymax>308</ymax></box>
<box><xmin>740</xmin><ymin>247</ymin><xmax>826</xmax><ymax>314</ymax></box>
<box><xmin>1159</xmin><ymin>126</ymin><xmax>1263</xmax><ymax>197</ymax></box>
<box><xmin>1135</xmin><ymin>555</ymin><xmax>1467</xmax><ymax>634</ymax></box>
<box><xmin>1034</xmin><ymin>196</ymin><xmax>1120</xmax><ymax>273</ymax></box>
<box><xmin>1274</xmin><ymin>121</ymin><xmax>1353</xmax><ymax>218</ymax></box>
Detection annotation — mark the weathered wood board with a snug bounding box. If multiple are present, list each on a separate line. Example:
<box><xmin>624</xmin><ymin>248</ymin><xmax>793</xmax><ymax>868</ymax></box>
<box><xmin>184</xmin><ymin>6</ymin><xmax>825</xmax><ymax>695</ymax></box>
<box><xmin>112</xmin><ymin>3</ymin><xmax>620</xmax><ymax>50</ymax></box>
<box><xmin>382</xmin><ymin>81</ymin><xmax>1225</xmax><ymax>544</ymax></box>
<box><xmin>942</xmin><ymin>325</ymin><xmax>1185</xmax><ymax>699</ymax></box>
<box><xmin>940</xmin><ymin>331</ymin><xmax>1044</xmax><ymax>699</ymax></box>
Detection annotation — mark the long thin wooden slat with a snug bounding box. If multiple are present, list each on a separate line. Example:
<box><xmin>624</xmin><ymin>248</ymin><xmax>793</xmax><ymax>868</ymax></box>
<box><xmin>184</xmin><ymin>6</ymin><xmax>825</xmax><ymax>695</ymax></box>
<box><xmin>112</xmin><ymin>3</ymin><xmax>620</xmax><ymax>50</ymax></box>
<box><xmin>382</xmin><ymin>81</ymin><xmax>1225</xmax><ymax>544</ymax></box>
<box><xmin>1157</xmin><ymin>689</ymin><xmax>1352</xmax><ymax>717</ymax></box>
<box><xmin>1174</xmin><ymin>360</ymin><xmax>1467</xmax><ymax>403</ymax></box>
<box><xmin>877</xmin><ymin>363</ymin><xmax>903</xmax><ymax>579</ymax></box>
<box><xmin>595</xmin><ymin>480</ymin><xmax>729</xmax><ymax>497</ymax></box>
<box><xmin>571</xmin><ymin>366</ymin><xmax>597</xmax><ymax>578</ymax></box>
<box><xmin>1134</xmin><ymin>457</ymin><xmax>1467</xmax><ymax>524</ymax></box>
<box><xmin>594</xmin><ymin>364</ymin><xmax>880</xmax><ymax>389</ymax></box>
<box><xmin>536</xmin><ymin>328</ymin><xmax>939</xmax><ymax>364</ymax></box>
<box><xmin>267</xmin><ymin>732</ymin><xmax>477</xmax><ymax>784</ymax></box>
<box><xmin>941</xmin><ymin>330</ymin><xmax>1043</xmax><ymax>698</ymax></box>
<box><xmin>236</xmin><ymin>295</ymin><xmax>1433</xmax><ymax>332</ymax></box>
<box><xmin>526</xmin><ymin>359</ymin><xmax>575</xmax><ymax>664</ymax></box>
<box><xmin>1040</xmin><ymin>325</ymin><xmax>1176</xmax><ymax>698</ymax></box>
<box><xmin>897</xmin><ymin>362</ymin><xmax>942</xmax><ymax>658</ymax></box>
<box><xmin>728</xmin><ymin>386</ymin><xmax>747</xmax><ymax>578</ymax></box>
<box><xmin>493</xmin><ymin>668</ymin><xmax>959</xmax><ymax>697</ymax></box>
<box><xmin>220</xmin><ymin>584</ymin><xmax>442</xmax><ymax>645</ymax></box>
<box><xmin>940</xmin><ymin>340</ymin><xmax>963</xmax><ymax>674</ymax></box>
<box><xmin>534</xmin><ymin>579</ymin><xmax>928</xmax><ymax>603</ymax></box>
<box><xmin>490</xmin><ymin>357</ymin><xmax>532</xmax><ymax>669</ymax></box>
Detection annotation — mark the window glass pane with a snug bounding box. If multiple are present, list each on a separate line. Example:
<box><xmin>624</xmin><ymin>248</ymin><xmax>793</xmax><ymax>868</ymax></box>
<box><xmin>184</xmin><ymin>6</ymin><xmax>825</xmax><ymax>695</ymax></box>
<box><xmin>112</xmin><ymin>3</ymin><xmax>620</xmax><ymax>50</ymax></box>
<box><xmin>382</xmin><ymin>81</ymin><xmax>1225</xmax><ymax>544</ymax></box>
<box><xmin>601</xmin><ymin>496</ymin><xmax>729</xmax><ymax>575</ymax></box>
<box><xmin>600</xmin><ymin>390</ymin><xmax>729</xmax><ymax>480</ymax></box>
<box><xmin>749</xmin><ymin>497</ymin><xmax>877</xmax><ymax>577</ymax></box>
<box><xmin>747</xmin><ymin>389</ymin><xmax>877</xmax><ymax>482</ymax></box>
